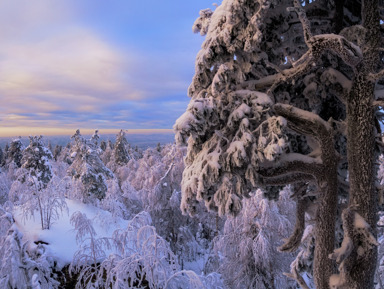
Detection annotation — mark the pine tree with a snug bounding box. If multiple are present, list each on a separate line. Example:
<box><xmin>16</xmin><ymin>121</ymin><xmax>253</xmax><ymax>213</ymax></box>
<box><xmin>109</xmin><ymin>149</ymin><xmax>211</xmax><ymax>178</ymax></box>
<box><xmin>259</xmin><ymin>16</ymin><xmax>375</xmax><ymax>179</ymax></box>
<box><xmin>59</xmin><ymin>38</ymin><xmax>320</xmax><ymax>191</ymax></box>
<box><xmin>175</xmin><ymin>1</ymin><xmax>383</xmax><ymax>287</ymax></box>
<box><xmin>0</xmin><ymin>148</ymin><xmax>4</xmax><ymax>167</ymax></box>
<box><xmin>112</xmin><ymin>130</ymin><xmax>130</xmax><ymax>167</ymax></box>
<box><xmin>53</xmin><ymin>145</ymin><xmax>62</xmax><ymax>161</ymax></box>
<box><xmin>100</xmin><ymin>140</ymin><xmax>107</xmax><ymax>152</ymax></box>
<box><xmin>68</xmin><ymin>130</ymin><xmax>114</xmax><ymax>202</ymax></box>
<box><xmin>21</xmin><ymin>136</ymin><xmax>53</xmax><ymax>190</ymax></box>
<box><xmin>6</xmin><ymin>138</ymin><xmax>23</xmax><ymax>168</ymax></box>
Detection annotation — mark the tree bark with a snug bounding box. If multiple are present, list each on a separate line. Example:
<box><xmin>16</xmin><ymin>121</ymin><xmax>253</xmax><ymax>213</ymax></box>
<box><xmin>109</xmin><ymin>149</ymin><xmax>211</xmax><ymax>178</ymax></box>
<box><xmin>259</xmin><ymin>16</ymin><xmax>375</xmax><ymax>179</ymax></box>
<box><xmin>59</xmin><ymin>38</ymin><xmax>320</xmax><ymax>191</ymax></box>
<box><xmin>345</xmin><ymin>75</ymin><xmax>377</xmax><ymax>288</ymax></box>
<box><xmin>342</xmin><ymin>0</ymin><xmax>380</xmax><ymax>287</ymax></box>
<box><xmin>313</xmin><ymin>125</ymin><xmax>338</xmax><ymax>289</ymax></box>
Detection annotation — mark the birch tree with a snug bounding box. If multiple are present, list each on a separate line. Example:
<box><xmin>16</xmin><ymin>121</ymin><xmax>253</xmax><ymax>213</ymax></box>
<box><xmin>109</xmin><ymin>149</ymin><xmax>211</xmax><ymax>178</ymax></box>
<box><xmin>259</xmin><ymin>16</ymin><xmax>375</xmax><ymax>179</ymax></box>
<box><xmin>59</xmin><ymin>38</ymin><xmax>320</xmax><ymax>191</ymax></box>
<box><xmin>175</xmin><ymin>0</ymin><xmax>383</xmax><ymax>288</ymax></box>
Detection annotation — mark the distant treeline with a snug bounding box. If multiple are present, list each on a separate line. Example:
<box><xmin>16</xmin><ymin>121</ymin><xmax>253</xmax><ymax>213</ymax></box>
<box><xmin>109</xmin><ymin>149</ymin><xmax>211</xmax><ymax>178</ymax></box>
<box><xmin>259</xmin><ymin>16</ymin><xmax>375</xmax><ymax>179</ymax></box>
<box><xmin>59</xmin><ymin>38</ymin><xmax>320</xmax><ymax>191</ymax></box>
<box><xmin>0</xmin><ymin>133</ymin><xmax>175</xmax><ymax>150</ymax></box>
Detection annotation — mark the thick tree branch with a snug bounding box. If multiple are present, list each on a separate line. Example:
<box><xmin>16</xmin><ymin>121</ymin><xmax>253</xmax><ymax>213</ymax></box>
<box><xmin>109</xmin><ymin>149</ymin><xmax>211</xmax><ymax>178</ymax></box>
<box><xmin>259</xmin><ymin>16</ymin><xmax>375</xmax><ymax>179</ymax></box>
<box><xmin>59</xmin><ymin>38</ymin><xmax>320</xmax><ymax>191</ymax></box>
<box><xmin>258</xmin><ymin>153</ymin><xmax>323</xmax><ymax>180</ymax></box>
<box><xmin>260</xmin><ymin>173</ymin><xmax>315</xmax><ymax>186</ymax></box>
<box><xmin>279</xmin><ymin>196</ymin><xmax>308</xmax><ymax>252</ymax></box>
<box><xmin>274</xmin><ymin>103</ymin><xmax>332</xmax><ymax>143</ymax></box>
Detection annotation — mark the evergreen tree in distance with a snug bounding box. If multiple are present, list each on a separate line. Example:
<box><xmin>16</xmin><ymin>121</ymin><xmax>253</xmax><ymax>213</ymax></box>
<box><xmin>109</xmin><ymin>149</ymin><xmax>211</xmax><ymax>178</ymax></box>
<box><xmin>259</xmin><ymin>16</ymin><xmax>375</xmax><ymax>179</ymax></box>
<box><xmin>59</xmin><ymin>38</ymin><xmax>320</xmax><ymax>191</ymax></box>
<box><xmin>68</xmin><ymin>129</ymin><xmax>114</xmax><ymax>202</ymax></box>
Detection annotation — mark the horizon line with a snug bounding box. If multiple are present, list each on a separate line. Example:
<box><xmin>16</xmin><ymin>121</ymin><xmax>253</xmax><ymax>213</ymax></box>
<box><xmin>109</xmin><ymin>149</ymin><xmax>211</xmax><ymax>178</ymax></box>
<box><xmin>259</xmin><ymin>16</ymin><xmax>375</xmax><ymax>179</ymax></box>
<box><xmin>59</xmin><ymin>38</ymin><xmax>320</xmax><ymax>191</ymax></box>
<box><xmin>0</xmin><ymin>127</ymin><xmax>174</xmax><ymax>138</ymax></box>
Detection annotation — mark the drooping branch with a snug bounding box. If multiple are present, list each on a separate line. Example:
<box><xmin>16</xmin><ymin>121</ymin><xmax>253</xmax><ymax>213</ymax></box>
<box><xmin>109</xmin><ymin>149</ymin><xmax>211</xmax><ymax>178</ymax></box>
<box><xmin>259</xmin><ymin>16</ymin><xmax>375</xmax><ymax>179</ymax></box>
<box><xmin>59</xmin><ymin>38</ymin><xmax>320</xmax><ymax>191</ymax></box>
<box><xmin>279</xmin><ymin>196</ymin><xmax>308</xmax><ymax>252</ymax></box>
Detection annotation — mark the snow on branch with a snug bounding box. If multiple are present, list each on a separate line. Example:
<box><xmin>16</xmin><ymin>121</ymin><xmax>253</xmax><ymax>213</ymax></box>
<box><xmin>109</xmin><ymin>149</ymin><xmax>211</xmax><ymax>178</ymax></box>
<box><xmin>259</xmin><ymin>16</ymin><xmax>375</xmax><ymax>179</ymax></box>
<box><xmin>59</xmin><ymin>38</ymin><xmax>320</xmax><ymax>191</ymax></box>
<box><xmin>260</xmin><ymin>172</ymin><xmax>315</xmax><ymax>186</ymax></box>
<box><xmin>320</xmin><ymin>67</ymin><xmax>352</xmax><ymax>101</ymax></box>
<box><xmin>309</xmin><ymin>34</ymin><xmax>363</xmax><ymax>67</ymax></box>
<box><xmin>274</xmin><ymin>103</ymin><xmax>332</xmax><ymax>144</ymax></box>
<box><xmin>267</xmin><ymin>50</ymin><xmax>314</xmax><ymax>94</ymax></box>
<box><xmin>260</xmin><ymin>9</ymin><xmax>362</xmax><ymax>94</ymax></box>
<box><xmin>329</xmin><ymin>206</ymin><xmax>379</xmax><ymax>288</ymax></box>
<box><xmin>193</xmin><ymin>8</ymin><xmax>214</xmax><ymax>36</ymax></box>
<box><xmin>258</xmin><ymin>153</ymin><xmax>323</xmax><ymax>181</ymax></box>
<box><xmin>250</xmin><ymin>30</ymin><xmax>362</xmax><ymax>94</ymax></box>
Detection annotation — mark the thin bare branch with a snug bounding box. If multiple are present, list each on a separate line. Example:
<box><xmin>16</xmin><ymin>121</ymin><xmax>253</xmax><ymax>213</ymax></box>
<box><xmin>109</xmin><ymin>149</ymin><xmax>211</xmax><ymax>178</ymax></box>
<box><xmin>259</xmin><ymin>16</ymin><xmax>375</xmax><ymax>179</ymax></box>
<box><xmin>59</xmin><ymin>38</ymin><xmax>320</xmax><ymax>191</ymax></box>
<box><xmin>374</xmin><ymin>100</ymin><xmax>384</xmax><ymax>107</ymax></box>
<box><xmin>369</xmin><ymin>69</ymin><xmax>384</xmax><ymax>81</ymax></box>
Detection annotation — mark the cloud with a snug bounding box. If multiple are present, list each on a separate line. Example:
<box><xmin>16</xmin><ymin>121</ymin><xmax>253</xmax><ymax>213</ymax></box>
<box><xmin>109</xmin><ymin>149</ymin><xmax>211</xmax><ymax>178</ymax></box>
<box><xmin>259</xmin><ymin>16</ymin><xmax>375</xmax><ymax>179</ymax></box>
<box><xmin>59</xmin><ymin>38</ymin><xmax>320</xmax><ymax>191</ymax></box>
<box><xmin>0</xmin><ymin>0</ymin><xmax>205</xmax><ymax>136</ymax></box>
<box><xmin>0</xmin><ymin>27</ymin><xmax>144</xmax><ymax>109</ymax></box>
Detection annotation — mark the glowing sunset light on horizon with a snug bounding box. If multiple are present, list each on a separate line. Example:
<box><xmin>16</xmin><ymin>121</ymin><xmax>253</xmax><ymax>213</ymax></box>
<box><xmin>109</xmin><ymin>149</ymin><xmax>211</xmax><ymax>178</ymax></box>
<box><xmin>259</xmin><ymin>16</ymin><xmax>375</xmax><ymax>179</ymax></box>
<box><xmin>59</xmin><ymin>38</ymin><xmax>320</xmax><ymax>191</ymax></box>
<box><xmin>0</xmin><ymin>0</ymin><xmax>214</xmax><ymax>136</ymax></box>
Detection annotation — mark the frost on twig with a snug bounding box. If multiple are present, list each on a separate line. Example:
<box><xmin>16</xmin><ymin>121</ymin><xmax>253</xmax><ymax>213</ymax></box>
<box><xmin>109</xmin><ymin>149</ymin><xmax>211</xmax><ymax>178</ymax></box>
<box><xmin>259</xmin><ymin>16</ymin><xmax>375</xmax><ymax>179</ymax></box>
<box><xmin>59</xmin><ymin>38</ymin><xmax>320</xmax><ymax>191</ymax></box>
<box><xmin>69</xmin><ymin>211</ymin><xmax>111</xmax><ymax>289</ymax></box>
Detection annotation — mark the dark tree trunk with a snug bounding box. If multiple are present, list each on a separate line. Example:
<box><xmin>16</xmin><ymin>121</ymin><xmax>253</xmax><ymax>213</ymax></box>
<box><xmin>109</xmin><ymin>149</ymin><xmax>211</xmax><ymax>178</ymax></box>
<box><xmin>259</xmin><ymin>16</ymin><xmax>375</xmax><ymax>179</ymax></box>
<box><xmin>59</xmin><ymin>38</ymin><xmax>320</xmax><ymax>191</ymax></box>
<box><xmin>342</xmin><ymin>0</ymin><xmax>380</xmax><ymax>287</ymax></box>
<box><xmin>313</xmin><ymin>140</ymin><xmax>338</xmax><ymax>289</ymax></box>
<box><xmin>312</xmin><ymin>106</ymin><xmax>339</xmax><ymax>289</ymax></box>
<box><xmin>345</xmin><ymin>75</ymin><xmax>377</xmax><ymax>288</ymax></box>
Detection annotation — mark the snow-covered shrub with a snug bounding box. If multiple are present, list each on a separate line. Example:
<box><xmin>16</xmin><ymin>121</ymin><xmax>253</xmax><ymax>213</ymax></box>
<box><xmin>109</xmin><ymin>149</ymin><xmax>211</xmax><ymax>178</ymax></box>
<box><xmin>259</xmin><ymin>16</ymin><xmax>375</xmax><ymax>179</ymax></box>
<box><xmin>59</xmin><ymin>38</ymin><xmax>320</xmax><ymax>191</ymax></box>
<box><xmin>122</xmin><ymin>144</ymin><xmax>219</xmax><ymax>266</ymax></box>
<box><xmin>100</xmin><ymin>211</ymin><xmax>216</xmax><ymax>289</ymax></box>
<box><xmin>69</xmin><ymin>211</ymin><xmax>112</xmax><ymax>289</ymax></box>
<box><xmin>0</xmin><ymin>170</ymin><xmax>11</xmax><ymax>204</ymax></box>
<box><xmin>100</xmin><ymin>178</ymin><xmax>131</xmax><ymax>221</ymax></box>
<box><xmin>213</xmin><ymin>188</ymin><xmax>296</xmax><ymax>289</ymax></box>
<box><xmin>0</xmin><ymin>204</ymin><xmax>59</xmax><ymax>288</ymax></box>
<box><xmin>8</xmin><ymin>136</ymin><xmax>67</xmax><ymax>230</ymax></box>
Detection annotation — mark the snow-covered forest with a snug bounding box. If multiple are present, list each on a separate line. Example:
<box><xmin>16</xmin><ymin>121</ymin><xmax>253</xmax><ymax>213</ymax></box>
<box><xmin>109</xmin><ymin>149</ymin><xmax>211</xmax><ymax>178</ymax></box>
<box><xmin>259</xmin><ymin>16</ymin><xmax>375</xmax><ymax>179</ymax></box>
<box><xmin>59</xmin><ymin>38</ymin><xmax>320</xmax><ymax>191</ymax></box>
<box><xmin>0</xmin><ymin>130</ymin><xmax>300</xmax><ymax>288</ymax></box>
<box><xmin>0</xmin><ymin>129</ymin><xmax>383</xmax><ymax>289</ymax></box>
<box><xmin>3</xmin><ymin>0</ymin><xmax>384</xmax><ymax>288</ymax></box>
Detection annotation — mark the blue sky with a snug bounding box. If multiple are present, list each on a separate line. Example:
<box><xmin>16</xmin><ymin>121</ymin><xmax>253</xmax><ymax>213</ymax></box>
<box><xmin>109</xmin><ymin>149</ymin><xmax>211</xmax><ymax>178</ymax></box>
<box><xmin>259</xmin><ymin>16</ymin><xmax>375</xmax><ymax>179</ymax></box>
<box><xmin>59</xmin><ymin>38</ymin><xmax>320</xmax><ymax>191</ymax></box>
<box><xmin>0</xmin><ymin>0</ymin><xmax>215</xmax><ymax>136</ymax></box>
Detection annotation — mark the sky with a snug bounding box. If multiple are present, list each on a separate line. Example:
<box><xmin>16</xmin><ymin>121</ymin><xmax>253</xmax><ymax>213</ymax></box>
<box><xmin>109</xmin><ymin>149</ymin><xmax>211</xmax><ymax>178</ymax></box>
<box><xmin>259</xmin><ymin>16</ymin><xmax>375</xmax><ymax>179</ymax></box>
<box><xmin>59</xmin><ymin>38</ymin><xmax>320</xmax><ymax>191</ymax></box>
<box><xmin>0</xmin><ymin>0</ymin><xmax>216</xmax><ymax>137</ymax></box>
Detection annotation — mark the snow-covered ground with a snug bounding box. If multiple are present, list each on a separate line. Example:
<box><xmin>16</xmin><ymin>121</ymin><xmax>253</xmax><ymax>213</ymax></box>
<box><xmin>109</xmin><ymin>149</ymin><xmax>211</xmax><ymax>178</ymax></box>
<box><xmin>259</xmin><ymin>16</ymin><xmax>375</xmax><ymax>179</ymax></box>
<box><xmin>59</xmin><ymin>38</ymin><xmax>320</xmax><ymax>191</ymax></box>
<box><xmin>14</xmin><ymin>199</ymin><xmax>128</xmax><ymax>268</ymax></box>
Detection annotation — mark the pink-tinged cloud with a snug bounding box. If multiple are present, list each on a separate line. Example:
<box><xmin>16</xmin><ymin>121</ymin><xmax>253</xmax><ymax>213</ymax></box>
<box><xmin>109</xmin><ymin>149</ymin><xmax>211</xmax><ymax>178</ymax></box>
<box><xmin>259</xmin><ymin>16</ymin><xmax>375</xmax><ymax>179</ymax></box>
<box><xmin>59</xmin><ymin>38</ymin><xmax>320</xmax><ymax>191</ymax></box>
<box><xmin>0</xmin><ymin>0</ymin><xmax>213</xmax><ymax>135</ymax></box>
